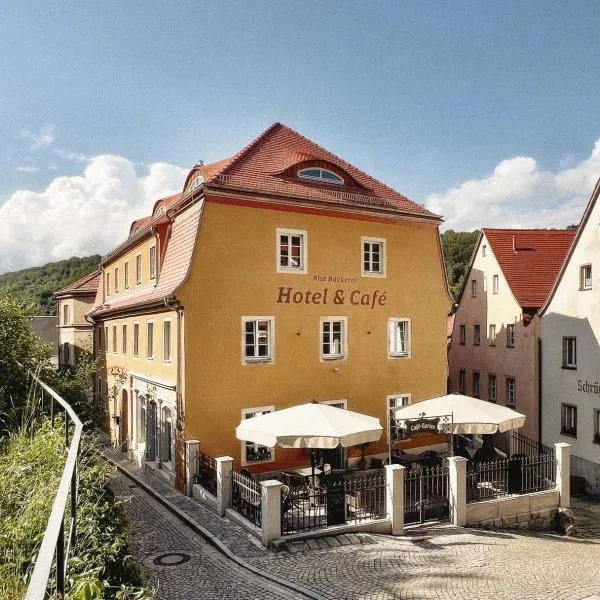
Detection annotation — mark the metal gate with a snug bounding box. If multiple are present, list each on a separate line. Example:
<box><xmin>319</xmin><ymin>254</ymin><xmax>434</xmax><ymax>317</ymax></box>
<box><xmin>404</xmin><ymin>465</ymin><xmax>449</xmax><ymax>524</ymax></box>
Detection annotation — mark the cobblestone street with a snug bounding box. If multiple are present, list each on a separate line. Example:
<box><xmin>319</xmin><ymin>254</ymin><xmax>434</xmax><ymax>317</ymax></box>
<box><xmin>112</xmin><ymin>460</ymin><xmax>600</xmax><ymax>600</ymax></box>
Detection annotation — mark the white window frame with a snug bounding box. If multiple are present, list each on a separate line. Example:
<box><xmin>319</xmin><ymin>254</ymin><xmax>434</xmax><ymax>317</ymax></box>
<box><xmin>493</xmin><ymin>274</ymin><xmax>499</xmax><ymax>294</ymax></box>
<box><xmin>361</xmin><ymin>236</ymin><xmax>386</xmax><ymax>278</ymax></box>
<box><xmin>580</xmin><ymin>264</ymin><xmax>592</xmax><ymax>290</ymax></box>
<box><xmin>320</xmin><ymin>316</ymin><xmax>348</xmax><ymax>361</ymax></box>
<box><xmin>561</xmin><ymin>403</ymin><xmax>577</xmax><ymax>437</ymax></box>
<box><xmin>489</xmin><ymin>324</ymin><xmax>496</xmax><ymax>346</ymax></box>
<box><xmin>506</xmin><ymin>324</ymin><xmax>515</xmax><ymax>347</ymax></box>
<box><xmin>63</xmin><ymin>303</ymin><xmax>70</xmax><ymax>326</ymax></box>
<box><xmin>241</xmin><ymin>406</ymin><xmax>275</xmax><ymax>466</ymax></box>
<box><xmin>122</xmin><ymin>324</ymin><xmax>127</xmax><ymax>355</ymax></box>
<box><xmin>136</xmin><ymin>254</ymin><xmax>142</xmax><ymax>285</ymax></box>
<box><xmin>298</xmin><ymin>167</ymin><xmax>343</xmax><ymax>185</ymax></box>
<box><xmin>106</xmin><ymin>272</ymin><xmax>110</xmax><ymax>296</ymax></box>
<box><xmin>388</xmin><ymin>317</ymin><xmax>411</xmax><ymax>358</ymax></box>
<box><xmin>459</xmin><ymin>324</ymin><xmax>466</xmax><ymax>344</ymax></box>
<box><xmin>482</xmin><ymin>245</ymin><xmax>487</xmax><ymax>257</ymax></box>
<box><xmin>133</xmin><ymin>321</ymin><xmax>140</xmax><ymax>358</ymax></box>
<box><xmin>112</xmin><ymin>324</ymin><xmax>117</xmax><ymax>354</ymax></box>
<box><xmin>488</xmin><ymin>373</ymin><xmax>497</xmax><ymax>403</ymax></box>
<box><xmin>163</xmin><ymin>318</ymin><xmax>172</xmax><ymax>363</ymax></box>
<box><xmin>506</xmin><ymin>377</ymin><xmax>516</xmax><ymax>407</ymax></box>
<box><xmin>387</xmin><ymin>393</ymin><xmax>411</xmax><ymax>443</ymax></box>
<box><xmin>149</xmin><ymin>245</ymin><xmax>157</xmax><ymax>280</ymax></box>
<box><xmin>114</xmin><ymin>267</ymin><xmax>119</xmax><ymax>293</ymax></box>
<box><xmin>242</xmin><ymin>316</ymin><xmax>275</xmax><ymax>364</ymax></box>
<box><xmin>124</xmin><ymin>261</ymin><xmax>130</xmax><ymax>289</ymax></box>
<box><xmin>276</xmin><ymin>228</ymin><xmax>307</xmax><ymax>274</ymax></box>
<box><xmin>147</xmin><ymin>320</ymin><xmax>154</xmax><ymax>360</ymax></box>
<box><xmin>562</xmin><ymin>336</ymin><xmax>577</xmax><ymax>369</ymax></box>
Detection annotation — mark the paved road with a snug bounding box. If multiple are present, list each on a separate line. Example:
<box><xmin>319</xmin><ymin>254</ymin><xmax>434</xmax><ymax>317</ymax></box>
<box><xmin>111</xmin><ymin>473</ymin><xmax>309</xmax><ymax>600</ymax></box>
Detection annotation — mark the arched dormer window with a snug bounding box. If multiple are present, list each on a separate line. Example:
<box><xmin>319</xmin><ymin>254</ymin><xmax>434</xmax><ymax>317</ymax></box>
<box><xmin>298</xmin><ymin>168</ymin><xmax>344</xmax><ymax>185</ymax></box>
<box><xmin>156</xmin><ymin>206</ymin><xmax>166</xmax><ymax>217</ymax></box>
<box><xmin>186</xmin><ymin>174</ymin><xmax>204</xmax><ymax>193</ymax></box>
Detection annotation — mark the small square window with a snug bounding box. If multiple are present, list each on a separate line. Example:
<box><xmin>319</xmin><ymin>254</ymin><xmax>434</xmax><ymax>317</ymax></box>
<box><xmin>562</xmin><ymin>337</ymin><xmax>577</xmax><ymax>369</ymax></box>
<box><xmin>506</xmin><ymin>324</ymin><xmax>515</xmax><ymax>347</ymax></box>
<box><xmin>459</xmin><ymin>324</ymin><xmax>466</xmax><ymax>345</ymax></box>
<box><xmin>488</xmin><ymin>374</ymin><xmax>496</xmax><ymax>402</ymax></box>
<box><xmin>561</xmin><ymin>403</ymin><xmax>577</xmax><ymax>437</ymax></box>
<box><xmin>388</xmin><ymin>318</ymin><xmax>410</xmax><ymax>357</ymax></box>
<box><xmin>361</xmin><ymin>237</ymin><xmax>386</xmax><ymax>277</ymax></box>
<box><xmin>277</xmin><ymin>229</ymin><xmax>307</xmax><ymax>273</ymax></box>
<box><xmin>321</xmin><ymin>317</ymin><xmax>347</xmax><ymax>360</ymax></box>
<box><xmin>243</xmin><ymin>317</ymin><xmax>274</xmax><ymax>363</ymax></box>
<box><xmin>580</xmin><ymin>264</ymin><xmax>592</xmax><ymax>290</ymax></box>
<box><xmin>506</xmin><ymin>377</ymin><xmax>516</xmax><ymax>406</ymax></box>
<box><xmin>473</xmin><ymin>324</ymin><xmax>481</xmax><ymax>345</ymax></box>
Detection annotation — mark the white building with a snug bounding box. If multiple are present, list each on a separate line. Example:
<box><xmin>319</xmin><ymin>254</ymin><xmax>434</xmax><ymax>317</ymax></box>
<box><xmin>541</xmin><ymin>178</ymin><xmax>600</xmax><ymax>494</ymax></box>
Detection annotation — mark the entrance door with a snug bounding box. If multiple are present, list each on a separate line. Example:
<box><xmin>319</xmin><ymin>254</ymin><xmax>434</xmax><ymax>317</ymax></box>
<box><xmin>146</xmin><ymin>400</ymin><xmax>157</xmax><ymax>461</ymax></box>
<box><xmin>120</xmin><ymin>389</ymin><xmax>128</xmax><ymax>451</ymax></box>
<box><xmin>404</xmin><ymin>465</ymin><xmax>449</xmax><ymax>524</ymax></box>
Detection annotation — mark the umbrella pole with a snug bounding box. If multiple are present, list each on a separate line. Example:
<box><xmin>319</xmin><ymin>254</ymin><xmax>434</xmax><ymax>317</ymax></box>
<box><xmin>450</xmin><ymin>412</ymin><xmax>454</xmax><ymax>457</ymax></box>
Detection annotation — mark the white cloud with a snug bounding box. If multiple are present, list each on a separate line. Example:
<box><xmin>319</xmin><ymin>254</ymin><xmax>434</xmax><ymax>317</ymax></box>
<box><xmin>17</xmin><ymin>166</ymin><xmax>40</xmax><ymax>173</ymax></box>
<box><xmin>0</xmin><ymin>155</ymin><xmax>188</xmax><ymax>273</ymax></box>
<box><xmin>426</xmin><ymin>140</ymin><xmax>600</xmax><ymax>231</ymax></box>
<box><xmin>21</xmin><ymin>124</ymin><xmax>55</xmax><ymax>151</ymax></box>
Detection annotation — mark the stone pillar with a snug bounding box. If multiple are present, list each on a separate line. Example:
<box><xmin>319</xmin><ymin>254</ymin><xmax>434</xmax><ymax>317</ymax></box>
<box><xmin>216</xmin><ymin>456</ymin><xmax>234</xmax><ymax>517</ymax></box>
<box><xmin>448</xmin><ymin>456</ymin><xmax>468</xmax><ymax>527</ymax></box>
<box><xmin>385</xmin><ymin>463</ymin><xmax>405</xmax><ymax>535</ymax></box>
<box><xmin>185</xmin><ymin>440</ymin><xmax>200</xmax><ymax>496</ymax></box>
<box><xmin>260</xmin><ymin>479</ymin><xmax>283</xmax><ymax>547</ymax></box>
<box><xmin>555</xmin><ymin>442</ymin><xmax>571</xmax><ymax>508</ymax></box>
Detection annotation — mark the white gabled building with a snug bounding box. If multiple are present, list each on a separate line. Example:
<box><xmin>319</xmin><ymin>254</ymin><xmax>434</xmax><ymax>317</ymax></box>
<box><xmin>541</xmin><ymin>178</ymin><xmax>600</xmax><ymax>494</ymax></box>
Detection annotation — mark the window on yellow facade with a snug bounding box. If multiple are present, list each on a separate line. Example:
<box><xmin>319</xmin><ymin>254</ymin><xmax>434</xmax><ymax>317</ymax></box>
<box><xmin>106</xmin><ymin>272</ymin><xmax>110</xmax><ymax>296</ymax></box>
<box><xmin>241</xmin><ymin>406</ymin><xmax>275</xmax><ymax>465</ymax></box>
<box><xmin>112</xmin><ymin>325</ymin><xmax>117</xmax><ymax>353</ymax></box>
<box><xmin>277</xmin><ymin>228</ymin><xmax>307</xmax><ymax>273</ymax></box>
<box><xmin>388</xmin><ymin>318</ymin><xmax>410</xmax><ymax>357</ymax></box>
<box><xmin>122</xmin><ymin>324</ymin><xmax>127</xmax><ymax>355</ymax></box>
<box><xmin>147</xmin><ymin>321</ymin><xmax>154</xmax><ymax>359</ymax></box>
<box><xmin>362</xmin><ymin>237</ymin><xmax>386</xmax><ymax>277</ymax></box>
<box><xmin>149</xmin><ymin>246</ymin><xmax>157</xmax><ymax>280</ymax></box>
<box><xmin>124</xmin><ymin>261</ymin><xmax>130</xmax><ymax>289</ymax></box>
<box><xmin>387</xmin><ymin>394</ymin><xmax>410</xmax><ymax>443</ymax></box>
<box><xmin>321</xmin><ymin>317</ymin><xmax>347</xmax><ymax>360</ymax></box>
<box><xmin>104</xmin><ymin>326</ymin><xmax>108</xmax><ymax>352</ymax></box>
<box><xmin>163</xmin><ymin>319</ymin><xmax>172</xmax><ymax>362</ymax></box>
<box><xmin>133</xmin><ymin>322</ymin><xmax>139</xmax><ymax>357</ymax></box>
<box><xmin>115</xmin><ymin>268</ymin><xmax>119</xmax><ymax>293</ymax></box>
<box><xmin>242</xmin><ymin>317</ymin><xmax>274</xmax><ymax>363</ymax></box>
<box><xmin>136</xmin><ymin>254</ymin><xmax>142</xmax><ymax>285</ymax></box>
<box><xmin>63</xmin><ymin>303</ymin><xmax>70</xmax><ymax>326</ymax></box>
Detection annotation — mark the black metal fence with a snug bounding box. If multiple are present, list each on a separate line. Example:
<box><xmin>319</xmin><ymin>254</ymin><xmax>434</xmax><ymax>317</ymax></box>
<box><xmin>520</xmin><ymin>453</ymin><xmax>556</xmax><ymax>494</ymax></box>
<box><xmin>281</xmin><ymin>471</ymin><xmax>386</xmax><ymax>535</ymax></box>
<box><xmin>404</xmin><ymin>465</ymin><xmax>449</xmax><ymax>524</ymax></box>
<box><xmin>195</xmin><ymin>450</ymin><xmax>217</xmax><ymax>496</ymax></box>
<box><xmin>232</xmin><ymin>470</ymin><xmax>262</xmax><ymax>527</ymax></box>
<box><xmin>510</xmin><ymin>431</ymin><xmax>555</xmax><ymax>457</ymax></box>
<box><xmin>467</xmin><ymin>458</ymin><xmax>510</xmax><ymax>502</ymax></box>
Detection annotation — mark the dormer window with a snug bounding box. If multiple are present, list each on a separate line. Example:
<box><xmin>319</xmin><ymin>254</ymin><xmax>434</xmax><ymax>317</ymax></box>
<box><xmin>156</xmin><ymin>206</ymin><xmax>166</xmax><ymax>217</ymax></box>
<box><xmin>187</xmin><ymin>174</ymin><xmax>204</xmax><ymax>193</ymax></box>
<box><xmin>298</xmin><ymin>168</ymin><xmax>343</xmax><ymax>185</ymax></box>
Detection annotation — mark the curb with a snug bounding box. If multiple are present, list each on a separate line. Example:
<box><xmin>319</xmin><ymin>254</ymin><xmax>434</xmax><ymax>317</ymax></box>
<box><xmin>107</xmin><ymin>456</ymin><xmax>325</xmax><ymax>600</ymax></box>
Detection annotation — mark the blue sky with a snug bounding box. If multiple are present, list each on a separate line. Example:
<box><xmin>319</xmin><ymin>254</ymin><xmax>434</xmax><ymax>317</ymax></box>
<box><xmin>1</xmin><ymin>1</ymin><xmax>600</xmax><ymax>272</ymax></box>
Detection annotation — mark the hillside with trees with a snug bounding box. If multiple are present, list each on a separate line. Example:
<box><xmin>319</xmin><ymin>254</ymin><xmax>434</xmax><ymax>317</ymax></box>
<box><xmin>441</xmin><ymin>230</ymin><xmax>479</xmax><ymax>300</ymax></box>
<box><xmin>0</xmin><ymin>255</ymin><xmax>101</xmax><ymax>315</ymax></box>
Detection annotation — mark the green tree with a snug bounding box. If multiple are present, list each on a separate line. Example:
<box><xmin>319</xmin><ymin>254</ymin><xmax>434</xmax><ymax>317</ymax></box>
<box><xmin>441</xmin><ymin>230</ymin><xmax>480</xmax><ymax>300</ymax></box>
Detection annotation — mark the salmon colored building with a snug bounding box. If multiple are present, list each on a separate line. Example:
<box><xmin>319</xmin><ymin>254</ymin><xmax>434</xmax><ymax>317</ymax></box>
<box><xmin>87</xmin><ymin>123</ymin><xmax>452</xmax><ymax>490</ymax></box>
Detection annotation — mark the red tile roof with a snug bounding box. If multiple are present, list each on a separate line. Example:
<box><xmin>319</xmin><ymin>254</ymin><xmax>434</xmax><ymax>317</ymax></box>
<box><xmin>90</xmin><ymin>202</ymin><xmax>203</xmax><ymax>317</ymax></box>
<box><xmin>185</xmin><ymin>123</ymin><xmax>438</xmax><ymax>221</ymax></box>
<box><xmin>55</xmin><ymin>270</ymin><xmax>101</xmax><ymax>295</ymax></box>
<box><xmin>484</xmin><ymin>228</ymin><xmax>576</xmax><ymax>308</ymax></box>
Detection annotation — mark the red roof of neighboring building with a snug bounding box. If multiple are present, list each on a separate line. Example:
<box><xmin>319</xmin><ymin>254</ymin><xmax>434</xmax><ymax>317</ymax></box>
<box><xmin>484</xmin><ymin>228</ymin><xmax>576</xmax><ymax>308</ymax></box>
<box><xmin>55</xmin><ymin>270</ymin><xmax>101</xmax><ymax>296</ymax></box>
<box><xmin>185</xmin><ymin>123</ymin><xmax>438</xmax><ymax>220</ymax></box>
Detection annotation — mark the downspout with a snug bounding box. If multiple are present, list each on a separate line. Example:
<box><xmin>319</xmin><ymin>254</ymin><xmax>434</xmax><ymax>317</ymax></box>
<box><xmin>538</xmin><ymin>335</ymin><xmax>543</xmax><ymax>445</ymax></box>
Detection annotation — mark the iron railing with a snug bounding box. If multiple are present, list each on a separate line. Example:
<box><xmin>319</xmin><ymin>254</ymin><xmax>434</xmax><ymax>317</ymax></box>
<box><xmin>281</xmin><ymin>471</ymin><xmax>386</xmax><ymax>535</ymax></box>
<box><xmin>510</xmin><ymin>431</ymin><xmax>555</xmax><ymax>457</ymax></box>
<box><xmin>195</xmin><ymin>450</ymin><xmax>217</xmax><ymax>496</ymax></box>
<box><xmin>24</xmin><ymin>370</ymin><xmax>83</xmax><ymax>599</ymax></box>
<box><xmin>232</xmin><ymin>470</ymin><xmax>262</xmax><ymax>527</ymax></box>
<box><xmin>467</xmin><ymin>458</ymin><xmax>510</xmax><ymax>503</ymax></box>
<box><xmin>404</xmin><ymin>465</ymin><xmax>449</xmax><ymax>524</ymax></box>
<box><xmin>520</xmin><ymin>453</ymin><xmax>556</xmax><ymax>494</ymax></box>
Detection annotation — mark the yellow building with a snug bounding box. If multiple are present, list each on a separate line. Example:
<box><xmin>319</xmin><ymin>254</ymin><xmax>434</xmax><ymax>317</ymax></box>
<box><xmin>87</xmin><ymin>123</ymin><xmax>452</xmax><ymax>490</ymax></box>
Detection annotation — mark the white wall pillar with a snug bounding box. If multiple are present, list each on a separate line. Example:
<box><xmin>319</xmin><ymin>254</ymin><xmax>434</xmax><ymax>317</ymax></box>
<box><xmin>216</xmin><ymin>456</ymin><xmax>234</xmax><ymax>516</ymax></box>
<box><xmin>448</xmin><ymin>456</ymin><xmax>468</xmax><ymax>527</ymax></box>
<box><xmin>185</xmin><ymin>440</ymin><xmax>200</xmax><ymax>496</ymax></box>
<box><xmin>385</xmin><ymin>463</ymin><xmax>404</xmax><ymax>535</ymax></box>
<box><xmin>260</xmin><ymin>479</ymin><xmax>282</xmax><ymax>547</ymax></box>
<box><xmin>555</xmin><ymin>442</ymin><xmax>571</xmax><ymax>508</ymax></box>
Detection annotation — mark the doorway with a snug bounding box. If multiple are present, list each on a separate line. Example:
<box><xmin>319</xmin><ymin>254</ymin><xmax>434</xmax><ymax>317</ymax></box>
<box><xmin>120</xmin><ymin>389</ymin><xmax>128</xmax><ymax>451</ymax></box>
<box><xmin>146</xmin><ymin>400</ymin><xmax>157</xmax><ymax>461</ymax></box>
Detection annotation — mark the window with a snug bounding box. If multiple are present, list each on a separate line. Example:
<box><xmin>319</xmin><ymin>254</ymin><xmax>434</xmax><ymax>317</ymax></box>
<box><xmin>562</xmin><ymin>337</ymin><xmax>577</xmax><ymax>369</ymax></box>
<box><xmin>163</xmin><ymin>319</ymin><xmax>172</xmax><ymax>362</ymax></box>
<box><xmin>580</xmin><ymin>264</ymin><xmax>592</xmax><ymax>290</ymax></box>
<box><xmin>114</xmin><ymin>268</ymin><xmax>119</xmax><ymax>293</ymax></box>
<box><xmin>63</xmin><ymin>304</ymin><xmax>70</xmax><ymax>326</ymax></box>
<box><xmin>594</xmin><ymin>409</ymin><xmax>600</xmax><ymax>444</ymax></box>
<box><xmin>473</xmin><ymin>324</ymin><xmax>481</xmax><ymax>345</ymax></box>
<box><xmin>276</xmin><ymin>228</ymin><xmax>307</xmax><ymax>273</ymax></box>
<box><xmin>136</xmin><ymin>254</ymin><xmax>142</xmax><ymax>285</ymax></box>
<box><xmin>321</xmin><ymin>317</ymin><xmax>347</xmax><ymax>360</ymax></box>
<box><xmin>506</xmin><ymin>324</ymin><xmax>515</xmax><ymax>347</ymax></box>
<box><xmin>133</xmin><ymin>322</ymin><xmax>139</xmax><ymax>357</ymax></box>
<box><xmin>63</xmin><ymin>342</ymin><xmax>70</xmax><ymax>366</ymax></box>
<box><xmin>112</xmin><ymin>325</ymin><xmax>117</xmax><ymax>353</ymax></box>
<box><xmin>242</xmin><ymin>317</ymin><xmax>274</xmax><ymax>363</ymax></box>
<box><xmin>362</xmin><ymin>237</ymin><xmax>386</xmax><ymax>277</ymax></box>
<box><xmin>471</xmin><ymin>279</ymin><xmax>477</xmax><ymax>297</ymax></box>
<box><xmin>104</xmin><ymin>326</ymin><xmax>108</xmax><ymax>352</ymax></box>
<box><xmin>489</xmin><ymin>324</ymin><xmax>496</xmax><ymax>345</ymax></box>
<box><xmin>506</xmin><ymin>377</ymin><xmax>516</xmax><ymax>406</ymax></box>
<box><xmin>139</xmin><ymin>398</ymin><xmax>146</xmax><ymax>443</ymax></box>
<box><xmin>472</xmin><ymin>372</ymin><xmax>480</xmax><ymax>398</ymax></box>
<box><xmin>561</xmin><ymin>403</ymin><xmax>577</xmax><ymax>437</ymax></box>
<box><xmin>493</xmin><ymin>274</ymin><xmax>499</xmax><ymax>294</ymax></box>
<box><xmin>242</xmin><ymin>407</ymin><xmax>275</xmax><ymax>465</ymax></box>
<box><xmin>488</xmin><ymin>374</ymin><xmax>496</xmax><ymax>402</ymax></box>
<box><xmin>458</xmin><ymin>369</ymin><xmax>466</xmax><ymax>394</ymax></box>
<box><xmin>388</xmin><ymin>318</ymin><xmax>410</xmax><ymax>357</ymax></box>
<box><xmin>459</xmin><ymin>324</ymin><xmax>466</xmax><ymax>345</ymax></box>
<box><xmin>124</xmin><ymin>262</ymin><xmax>130</xmax><ymax>289</ymax></box>
<box><xmin>298</xmin><ymin>167</ymin><xmax>343</xmax><ymax>185</ymax></box>
<box><xmin>388</xmin><ymin>394</ymin><xmax>411</xmax><ymax>442</ymax></box>
<box><xmin>147</xmin><ymin>321</ymin><xmax>154</xmax><ymax>359</ymax></box>
<box><xmin>149</xmin><ymin>246</ymin><xmax>157</xmax><ymax>280</ymax></box>
<box><xmin>106</xmin><ymin>272</ymin><xmax>110</xmax><ymax>296</ymax></box>
<box><xmin>122</xmin><ymin>324</ymin><xmax>127</xmax><ymax>355</ymax></box>
<box><xmin>482</xmin><ymin>245</ymin><xmax>487</xmax><ymax>257</ymax></box>
<box><xmin>162</xmin><ymin>407</ymin><xmax>172</xmax><ymax>462</ymax></box>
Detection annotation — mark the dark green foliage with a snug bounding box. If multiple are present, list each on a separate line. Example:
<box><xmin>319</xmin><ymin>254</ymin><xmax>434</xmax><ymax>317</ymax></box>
<box><xmin>441</xmin><ymin>230</ymin><xmax>479</xmax><ymax>300</ymax></box>
<box><xmin>0</xmin><ymin>255</ymin><xmax>101</xmax><ymax>315</ymax></box>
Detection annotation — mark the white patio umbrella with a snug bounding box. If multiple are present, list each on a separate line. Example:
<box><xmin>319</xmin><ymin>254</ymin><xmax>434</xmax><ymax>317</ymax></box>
<box><xmin>236</xmin><ymin>402</ymin><xmax>383</xmax><ymax>449</ymax></box>
<box><xmin>392</xmin><ymin>393</ymin><xmax>526</xmax><ymax>435</ymax></box>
